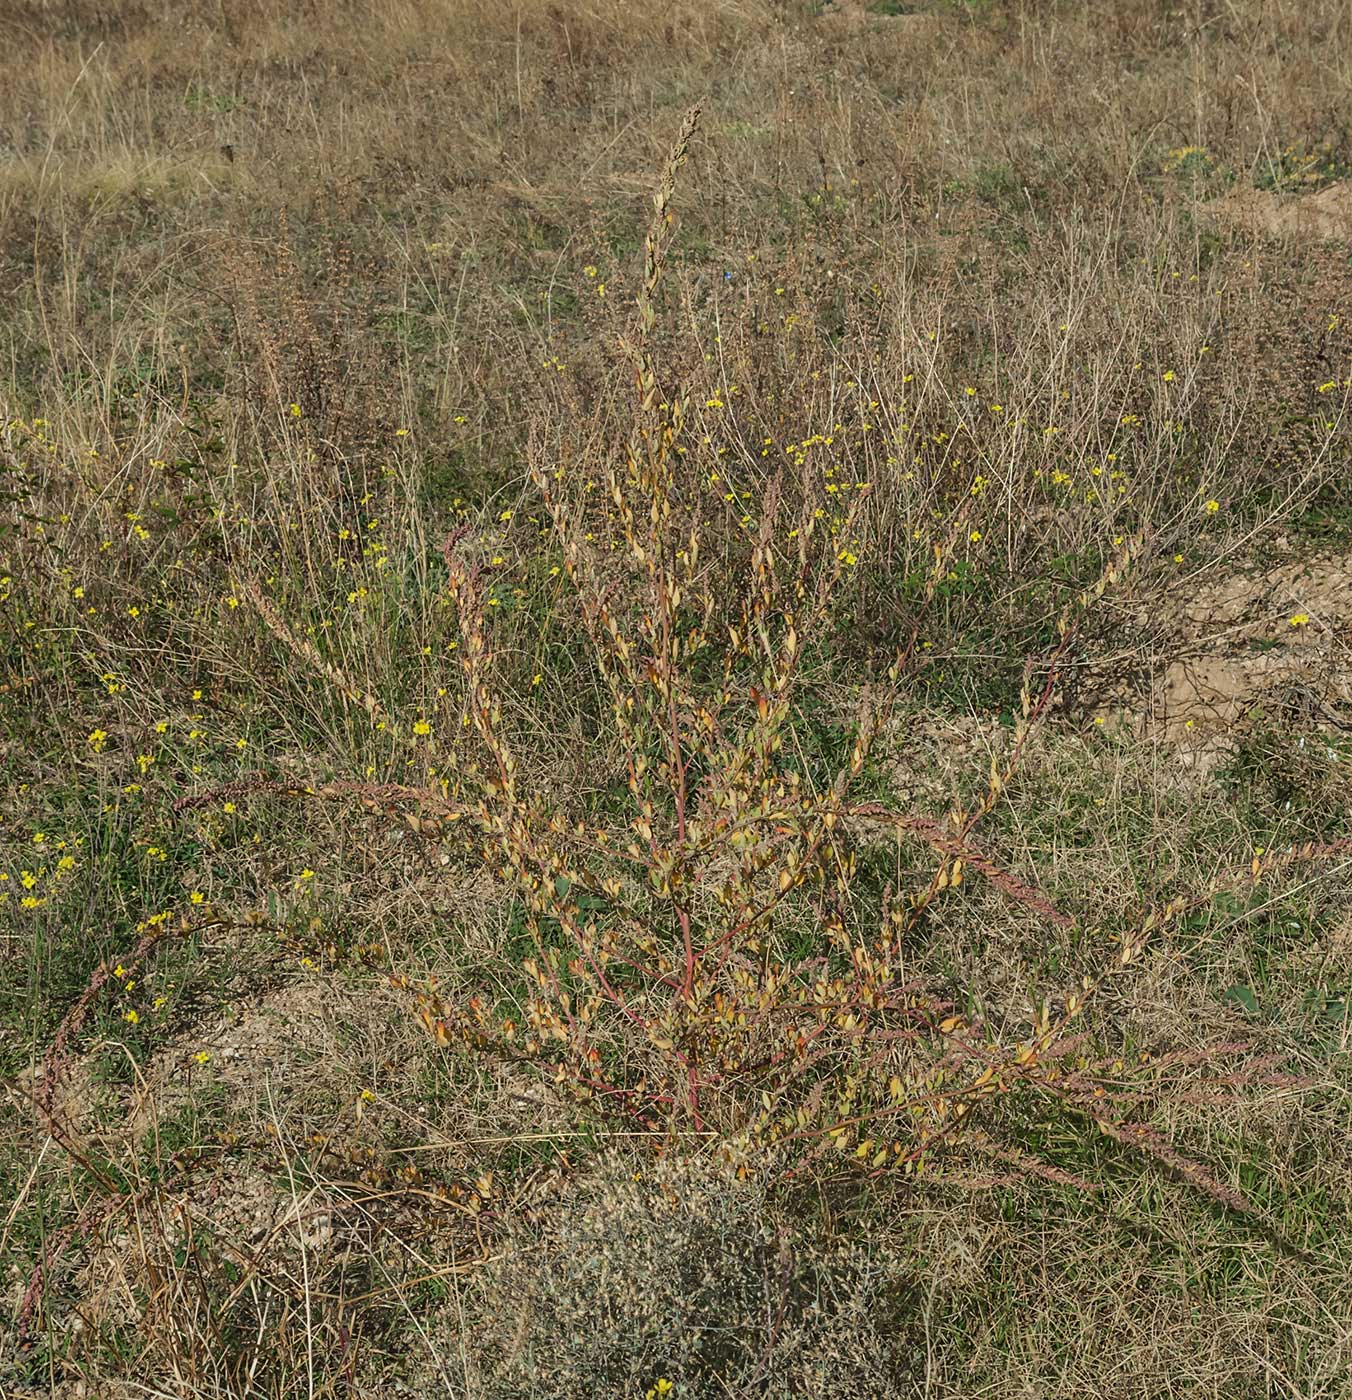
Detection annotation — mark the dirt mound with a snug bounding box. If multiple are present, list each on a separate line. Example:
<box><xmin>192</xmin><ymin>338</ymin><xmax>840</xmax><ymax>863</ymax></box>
<box><xmin>1206</xmin><ymin>182</ymin><xmax>1352</xmax><ymax>241</ymax></box>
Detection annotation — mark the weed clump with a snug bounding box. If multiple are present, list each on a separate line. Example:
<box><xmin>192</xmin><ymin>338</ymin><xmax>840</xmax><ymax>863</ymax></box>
<box><xmin>470</xmin><ymin>1153</ymin><xmax>909</xmax><ymax>1398</ymax></box>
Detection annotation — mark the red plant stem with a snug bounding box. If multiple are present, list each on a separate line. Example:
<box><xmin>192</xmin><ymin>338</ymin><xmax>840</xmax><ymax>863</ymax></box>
<box><xmin>659</xmin><ymin>593</ymin><xmax>697</xmax><ymax>1003</ymax></box>
<box><xmin>847</xmin><ymin>805</ymin><xmax>1075</xmax><ymax>929</ymax></box>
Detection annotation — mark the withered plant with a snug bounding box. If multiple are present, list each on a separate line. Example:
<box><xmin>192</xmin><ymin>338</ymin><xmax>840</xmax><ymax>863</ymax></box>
<box><xmin>362</xmin><ymin>110</ymin><xmax>1345</xmax><ymax>1206</ymax></box>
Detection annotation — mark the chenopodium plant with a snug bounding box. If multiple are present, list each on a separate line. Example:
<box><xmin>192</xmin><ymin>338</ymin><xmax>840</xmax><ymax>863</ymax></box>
<box><xmin>399</xmin><ymin>111</ymin><xmax>1344</xmax><ymax>1204</ymax></box>
<box><xmin>411</xmin><ymin>109</ymin><xmax>1156</xmax><ymax>1186</ymax></box>
<box><xmin>421</xmin><ymin>110</ymin><xmax>932</xmax><ymax>1173</ymax></box>
<box><xmin>432</xmin><ymin>488</ymin><xmax>1163</xmax><ymax>1185</ymax></box>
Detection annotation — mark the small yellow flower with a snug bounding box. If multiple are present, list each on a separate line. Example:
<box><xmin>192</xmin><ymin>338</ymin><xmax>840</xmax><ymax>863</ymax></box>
<box><xmin>969</xmin><ymin>530</ymin><xmax>982</xmax><ymax>542</ymax></box>
<box><xmin>1162</xmin><ymin>369</ymin><xmax>1176</xmax><ymax>382</ymax></box>
<box><xmin>124</xmin><ymin>1009</ymin><xmax>139</xmax><ymax>1025</ymax></box>
<box><xmin>190</xmin><ymin>890</ymin><xmax>205</xmax><ymax>904</ymax></box>
<box><xmin>299</xmin><ymin>868</ymin><xmax>315</xmax><ymax>880</ymax></box>
<box><xmin>194</xmin><ymin>1050</ymin><xmax>211</xmax><ymax>1064</ymax></box>
<box><xmin>413</xmin><ymin>720</ymin><xmax>432</xmax><ymax>736</ymax></box>
<box><xmin>1204</xmin><ymin>499</ymin><xmax>1220</xmax><ymax>513</ymax></box>
<box><xmin>87</xmin><ymin>728</ymin><xmax>109</xmax><ymax>752</ymax></box>
<box><xmin>1289</xmin><ymin>613</ymin><xmax>1310</xmax><ymax>627</ymax></box>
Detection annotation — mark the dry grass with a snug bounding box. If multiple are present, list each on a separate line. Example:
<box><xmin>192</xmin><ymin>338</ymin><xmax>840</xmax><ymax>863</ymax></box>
<box><xmin>3</xmin><ymin>0</ymin><xmax>1352</xmax><ymax>1395</ymax></box>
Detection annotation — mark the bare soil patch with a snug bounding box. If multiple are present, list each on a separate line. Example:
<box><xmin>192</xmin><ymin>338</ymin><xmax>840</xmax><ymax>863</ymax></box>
<box><xmin>1088</xmin><ymin>552</ymin><xmax>1352</xmax><ymax>771</ymax></box>
<box><xmin>1205</xmin><ymin>182</ymin><xmax>1352</xmax><ymax>241</ymax></box>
